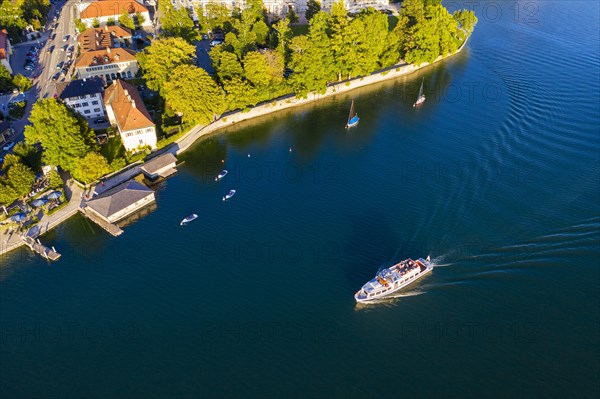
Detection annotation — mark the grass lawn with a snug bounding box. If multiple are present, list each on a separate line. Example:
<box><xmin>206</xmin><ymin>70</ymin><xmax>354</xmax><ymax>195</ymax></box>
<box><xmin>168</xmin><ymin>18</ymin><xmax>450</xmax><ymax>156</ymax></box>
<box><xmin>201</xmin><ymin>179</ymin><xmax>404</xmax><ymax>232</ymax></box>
<box><xmin>290</xmin><ymin>24</ymin><xmax>309</xmax><ymax>37</ymax></box>
<box><xmin>388</xmin><ymin>15</ymin><xmax>399</xmax><ymax>31</ymax></box>
<box><xmin>99</xmin><ymin>135</ymin><xmax>125</xmax><ymax>163</ymax></box>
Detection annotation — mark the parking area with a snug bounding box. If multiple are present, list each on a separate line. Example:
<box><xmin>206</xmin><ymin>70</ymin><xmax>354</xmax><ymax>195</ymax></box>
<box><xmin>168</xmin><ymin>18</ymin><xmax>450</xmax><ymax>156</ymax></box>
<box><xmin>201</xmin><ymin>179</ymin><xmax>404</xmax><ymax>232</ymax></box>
<box><xmin>195</xmin><ymin>38</ymin><xmax>215</xmax><ymax>75</ymax></box>
<box><xmin>9</xmin><ymin>40</ymin><xmax>47</xmax><ymax>78</ymax></box>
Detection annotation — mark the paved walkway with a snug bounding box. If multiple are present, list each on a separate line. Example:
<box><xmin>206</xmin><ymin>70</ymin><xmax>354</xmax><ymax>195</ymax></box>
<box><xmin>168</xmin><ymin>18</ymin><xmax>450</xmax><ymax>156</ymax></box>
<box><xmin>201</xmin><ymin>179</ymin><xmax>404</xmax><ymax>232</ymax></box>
<box><xmin>0</xmin><ymin>180</ymin><xmax>83</xmax><ymax>259</ymax></box>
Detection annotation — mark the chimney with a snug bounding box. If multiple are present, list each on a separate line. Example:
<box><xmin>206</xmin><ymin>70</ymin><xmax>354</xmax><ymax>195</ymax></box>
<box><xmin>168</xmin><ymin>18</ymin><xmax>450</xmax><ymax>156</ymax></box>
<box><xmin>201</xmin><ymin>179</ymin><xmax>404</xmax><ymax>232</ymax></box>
<box><xmin>115</xmin><ymin>53</ymin><xmax>120</xmax><ymax>61</ymax></box>
<box><xmin>131</xmin><ymin>100</ymin><xmax>136</xmax><ymax>108</ymax></box>
<box><xmin>124</xmin><ymin>90</ymin><xmax>128</xmax><ymax>96</ymax></box>
<box><xmin>106</xmin><ymin>47</ymin><xmax>111</xmax><ymax>53</ymax></box>
<box><xmin>104</xmin><ymin>25</ymin><xmax>108</xmax><ymax>32</ymax></box>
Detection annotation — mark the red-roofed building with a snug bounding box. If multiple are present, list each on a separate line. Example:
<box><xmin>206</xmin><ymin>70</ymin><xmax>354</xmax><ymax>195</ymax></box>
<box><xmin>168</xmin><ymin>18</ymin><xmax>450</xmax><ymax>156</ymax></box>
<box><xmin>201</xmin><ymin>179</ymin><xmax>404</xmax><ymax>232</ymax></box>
<box><xmin>78</xmin><ymin>0</ymin><xmax>152</xmax><ymax>28</ymax></box>
<box><xmin>0</xmin><ymin>29</ymin><xmax>13</xmax><ymax>74</ymax></box>
<box><xmin>104</xmin><ymin>79</ymin><xmax>157</xmax><ymax>151</ymax></box>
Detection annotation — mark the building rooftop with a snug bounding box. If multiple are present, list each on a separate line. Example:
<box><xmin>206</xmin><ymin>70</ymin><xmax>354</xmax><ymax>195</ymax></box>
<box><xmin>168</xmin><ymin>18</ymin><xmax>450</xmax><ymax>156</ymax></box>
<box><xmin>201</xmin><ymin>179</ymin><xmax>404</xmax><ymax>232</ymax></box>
<box><xmin>80</xmin><ymin>0</ymin><xmax>148</xmax><ymax>19</ymax></box>
<box><xmin>78</xmin><ymin>26</ymin><xmax>132</xmax><ymax>53</ymax></box>
<box><xmin>104</xmin><ymin>79</ymin><xmax>154</xmax><ymax>132</ymax></box>
<box><xmin>86</xmin><ymin>180</ymin><xmax>154</xmax><ymax>220</ymax></box>
<box><xmin>56</xmin><ymin>77</ymin><xmax>105</xmax><ymax>100</ymax></box>
<box><xmin>0</xmin><ymin>29</ymin><xmax>9</xmax><ymax>60</ymax></box>
<box><xmin>142</xmin><ymin>153</ymin><xmax>177</xmax><ymax>175</ymax></box>
<box><xmin>75</xmin><ymin>47</ymin><xmax>136</xmax><ymax>68</ymax></box>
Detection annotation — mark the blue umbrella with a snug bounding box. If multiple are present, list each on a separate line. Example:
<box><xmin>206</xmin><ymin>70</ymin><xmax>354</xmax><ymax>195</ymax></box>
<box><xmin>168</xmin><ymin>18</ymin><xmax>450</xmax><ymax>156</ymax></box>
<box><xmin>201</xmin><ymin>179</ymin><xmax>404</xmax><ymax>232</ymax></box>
<box><xmin>47</xmin><ymin>191</ymin><xmax>62</xmax><ymax>200</ymax></box>
<box><xmin>31</xmin><ymin>198</ymin><xmax>47</xmax><ymax>207</ymax></box>
<box><xmin>10</xmin><ymin>213</ymin><xmax>27</xmax><ymax>222</ymax></box>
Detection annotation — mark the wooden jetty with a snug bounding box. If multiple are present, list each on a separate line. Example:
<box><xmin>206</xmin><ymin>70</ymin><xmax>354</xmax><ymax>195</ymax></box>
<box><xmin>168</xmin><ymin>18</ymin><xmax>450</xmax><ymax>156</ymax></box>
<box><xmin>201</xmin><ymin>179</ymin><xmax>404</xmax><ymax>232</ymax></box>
<box><xmin>22</xmin><ymin>236</ymin><xmax>61</xmax><ymax>261</ymax></box>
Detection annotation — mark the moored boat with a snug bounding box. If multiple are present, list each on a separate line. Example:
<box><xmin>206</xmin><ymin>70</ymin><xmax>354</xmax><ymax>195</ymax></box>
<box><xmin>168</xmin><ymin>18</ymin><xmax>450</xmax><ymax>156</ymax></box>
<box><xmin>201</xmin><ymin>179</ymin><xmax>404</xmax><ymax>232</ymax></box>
<box><xmin>354</xmin><ymin>256</ymin><xmax>432</xmax><ymax>302</ymax></box>
<box><xmin>215</xmin><ymin>170</ymin><xmax>228</xmax><ymax>181</ymax></box>
<box><xmin>223</xmin><ymin>189</ymin><xmax>236</xmax><ymax>201</ymax></box>
<box><xmin>180</xmin><ymin>214</ymin><xmax>198</xmax><ymax>225</ymax></box>
<box><xmin>345</xmin><ymin>99</ymin><xmax>359</xmax><ymax>128</ymax></box>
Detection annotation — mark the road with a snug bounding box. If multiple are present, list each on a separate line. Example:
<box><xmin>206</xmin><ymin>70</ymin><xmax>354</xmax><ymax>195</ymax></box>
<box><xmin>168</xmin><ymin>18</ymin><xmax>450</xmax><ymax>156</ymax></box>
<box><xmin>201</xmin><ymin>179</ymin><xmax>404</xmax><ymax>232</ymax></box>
<box><xmin>2</xmin><ymin>0</ymin><xmax>79</xmax><ymax>149</ymax></box>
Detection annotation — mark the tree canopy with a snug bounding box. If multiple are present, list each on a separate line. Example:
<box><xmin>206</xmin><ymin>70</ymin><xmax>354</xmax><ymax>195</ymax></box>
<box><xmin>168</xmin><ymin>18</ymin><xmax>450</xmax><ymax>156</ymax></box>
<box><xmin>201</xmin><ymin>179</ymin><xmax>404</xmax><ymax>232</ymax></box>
<box><xmin>305</xmin><ymin>0</ymin><xmax>321</xmax><ymax>22</ymax></box>
<box><xmin>119</xmin><ymin>11</ymin><xmax>135</xmax><ymax>30</ymax></box>
<box><xmin>71</xmin><ymin>152</ymin><xmax>111</xmax><ymax>184</ymax></box>
<box><xmin>163</xmin><ymin>65</ymin><xmax>226</xmax><ymax>125</ymax></box>
<box><xmin>24</xmin><ymin>99</ymin><xmax>96</xmax><ymax>172</ymax></box>
<box><xmin>136</xmin><ymin>37</ymin><xmax>197</xmax><ymax>95</ymax></box>
<box><xmin>160</xmin><ymin>2</ymin><xmax>196</xmax><ymax>42</ymax></box>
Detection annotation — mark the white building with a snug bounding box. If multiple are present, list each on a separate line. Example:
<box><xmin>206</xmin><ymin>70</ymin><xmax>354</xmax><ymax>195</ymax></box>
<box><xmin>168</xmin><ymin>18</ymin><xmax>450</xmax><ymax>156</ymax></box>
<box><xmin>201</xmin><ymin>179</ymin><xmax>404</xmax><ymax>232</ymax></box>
<box><xmin>104</xmin><ymin>79</ymin><xmax>157</xmax><ymax>151</ymax></box>
<box><xmin>0</xmin><ymin>29</ymin><xmax>12</xmax><ymax>74</ymax></box>
<box><xmin>56</xmin><ymin>77</ymin><xmax>106</xmax><ymax>120</ymax></box>
<box><xmin>74</xmin><ymin>47</ymin><xmax>139</xmax><ymax>83</ymax></box>
<box><xmin>78</xmin><ymin>0</ymin><xmax>152</xmax><ymax>28</ymax></box>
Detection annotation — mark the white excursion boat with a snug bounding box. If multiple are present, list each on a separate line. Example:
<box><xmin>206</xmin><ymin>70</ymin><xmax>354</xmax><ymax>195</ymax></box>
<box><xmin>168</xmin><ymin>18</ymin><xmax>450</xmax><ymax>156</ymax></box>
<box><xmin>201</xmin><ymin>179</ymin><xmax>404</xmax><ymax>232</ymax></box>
<box><xmin>223</xmin><ymin>190</ymin><xmax>236</xmax><ymax>201</ymax></box>
<box><xmin>180</xmin><ymin>214</ymin><xmax>198</xmax><ymax>225</ymax></box>
<box><xmin>354</xmin><ymin>256</ymin><xmax>433</xmax><ymax>303</ymax></box>
<box><xmin>215</xmin><ymin>170</ymin><xmax>228</xmax><ymax>181</ymax></box>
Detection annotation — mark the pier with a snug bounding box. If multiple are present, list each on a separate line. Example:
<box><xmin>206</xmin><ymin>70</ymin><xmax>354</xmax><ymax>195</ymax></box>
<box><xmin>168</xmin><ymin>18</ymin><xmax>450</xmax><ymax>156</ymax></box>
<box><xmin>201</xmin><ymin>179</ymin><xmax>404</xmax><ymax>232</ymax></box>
<box><xmin>22</xmin><ymin>236</ymin><xmax>61</xmax><ymax>261</ymax></box>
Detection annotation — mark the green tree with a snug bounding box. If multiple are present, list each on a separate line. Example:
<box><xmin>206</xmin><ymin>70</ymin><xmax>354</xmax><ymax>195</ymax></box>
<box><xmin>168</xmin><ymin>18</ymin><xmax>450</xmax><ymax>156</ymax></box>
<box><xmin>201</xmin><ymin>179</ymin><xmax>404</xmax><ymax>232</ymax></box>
<box><xmin>210</xmin><ymin>47</ymin><xmax>244</xmax><ymax>81</ymax></box>
<box><xmin>135</xmin><ymin>11</ymin><xmax>146</xmax><ymax>27</ymax></box>
<box><xmin>288</xmin><ymin>12</ymin><xmax>335</xmax><ymax>97</ymax></box>
<box><xmin>47</xmin><ymin>169</ymin><xmax>63</xmax><ymax>190</ymax></box>
<box><xmin>273</xmin><ymin>18</ymin><xmax>291</xmax><ymax>63</ymax></box>
<box><xmin>454</xmin><ymin>10</ymin><xmax>478</xmax><ymax>34</ymax></box>
<box><xmin>119</xmin><ymin>11</ymin><xmax>135</xmax><ymax>30</ymax></box>
<box><xmin>24</xmin><ymin>99</ymin><xmax>96</xmax><ymax>172</ymax></box>
<box><xmin>12</xmin><ymin>142</ymin><xmax>42</xmax><ymax>171</ymax></box>
<box><xmin>0</xmin><ymin>181</ymin><xmax>18</xmax><ymax>206</ymax></box>
<box><xmin>74</xmin><ymin>18</ymin><xmax>87</xmax><ymax>33</ymax></box>
<box><xmin>71</xmin><ymin>152</ymin><xmax>110</xmax><ymax>184</ymax></box>
<box><xmin>160</xmin><ymin>2</ymin><xmax>196</xmax><ymax>42</ymax></box>
<box><xmin>1</xmin><ymin>154</ymin><xmax>21</xmax><ymax>172</ymax></box>
<box><xmin>287</xmin><ymin>9</ymin><xmax>299</xmax><ymax>24</ymax></box>
<box><xmin>92</xmin><ymin>18</ymin><xmax>100</xmax><ymax>28</ymax></box>
<box><xmin>163</xmin><ymin>65</ymin><xmax>226</xmax><ymax>125</ymax></box>
<box><xmin>7</xmin><ymin>161</ymin><xmax>35</xmax><ymax>198</ymax></box>
<box><xmin>305</xmin><ymin>0</ymin><xmax>321</xmax><ymax>22</ymax></box>
<box><xmin>0</xmin><ymin>64</ymin><xmax>12</xmax><ymax>91</ymax></box>
<box><xmin>243</xmin><ymin>51</ymin><xmax>271</xmax><ymax>87</ymax></box>
<box><xmin>136</xmin><ymin>37</ymin><xmax>196</xmax><ymax>95</ymax></box>
<box><xmin>223</xmin><ymin>76</ymin><xmax>259</xmax><ymax>110</ymax></box>
<box><xmin>203</xmin><ymin>1</ymin><xmax>232</xmax><ymax>32</ymax></box>
<box><xmin>107</xmin><ymin>17</ymin><xmax>116</xmax><ymax>26</ymax></box>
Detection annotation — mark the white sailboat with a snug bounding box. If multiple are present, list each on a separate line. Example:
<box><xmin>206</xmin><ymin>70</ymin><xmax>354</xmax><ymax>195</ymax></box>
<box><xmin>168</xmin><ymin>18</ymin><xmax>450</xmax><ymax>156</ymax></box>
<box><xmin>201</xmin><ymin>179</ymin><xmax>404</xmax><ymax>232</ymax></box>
<box><xmin>413</xmin><ymin>78</ymin><xmax>426</xmax><ymax>107</ymax></box>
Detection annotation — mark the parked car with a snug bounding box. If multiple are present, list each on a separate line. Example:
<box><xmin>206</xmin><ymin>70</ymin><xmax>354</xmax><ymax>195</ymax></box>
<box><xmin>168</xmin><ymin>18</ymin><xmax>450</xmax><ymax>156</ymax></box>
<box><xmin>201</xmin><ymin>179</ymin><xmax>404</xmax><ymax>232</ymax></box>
<box><xmin>3</xmin><ymin>142</ymin><xmax>15</xmax><ymax>151</ymax></box>
<box><xmin>56</xmin><ymin>61</ymin><xmax>63</xmax><ymax>69</ymax></box>
<box><xmin>210</xmin><ymin>40</ymin><xmax>222</xmax><ymax>47</ymax></box>
<box><xmin>62</xmin><ymin>35</ymin><xmax>68</xmax><ymax>42</ymax></box>
<box><xmin>94</xmin><ymin>118</ymin><xmax>107</xmax><ymax>124</ymax></box>
<box><xmin>24</xmin><ymin>64</ymin><xmax>34</xmax><ymax>71</ymax></box>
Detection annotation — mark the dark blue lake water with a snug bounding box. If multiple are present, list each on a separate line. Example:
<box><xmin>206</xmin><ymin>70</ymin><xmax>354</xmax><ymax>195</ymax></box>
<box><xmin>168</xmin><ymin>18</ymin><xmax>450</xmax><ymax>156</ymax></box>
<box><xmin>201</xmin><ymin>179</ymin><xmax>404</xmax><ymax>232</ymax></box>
<box><xmin>2</xmin><ymin>1</ymin><xmax>599</xmax><ymax>397</ymax></box>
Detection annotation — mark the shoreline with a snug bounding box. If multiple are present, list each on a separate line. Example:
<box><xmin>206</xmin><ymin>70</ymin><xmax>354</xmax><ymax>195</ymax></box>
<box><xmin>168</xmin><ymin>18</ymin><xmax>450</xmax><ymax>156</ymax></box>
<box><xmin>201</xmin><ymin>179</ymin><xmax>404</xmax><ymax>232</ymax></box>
<box><xmin>174</xmin><ymin>34</ymin><xmax>469</xmax><ymax>155</ymax></box>
<box><xmin>0</xmin><ymin>35</ymin><xmax>470</xmax><ymax>259</ymax></box>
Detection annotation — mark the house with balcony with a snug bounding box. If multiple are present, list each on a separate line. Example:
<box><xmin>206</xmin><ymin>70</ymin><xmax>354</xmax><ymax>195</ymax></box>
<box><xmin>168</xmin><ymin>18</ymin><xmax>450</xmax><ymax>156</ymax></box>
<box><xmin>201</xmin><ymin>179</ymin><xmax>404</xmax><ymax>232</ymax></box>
<box><xmin>78</xmin><ymin>25</ymin><xmax>133</xmax><ymax>53</ymax></box>
<box><xmin>78</xmin><ymin>0</ymin><xmax>152</xmax><ymax>28</ymax></box>
<box><xmin>56</xmin><ymin>77</ymin><xmax>106</xmax><ymax>120</ymax></box>
<box><xmin>104</xmin><ymin>79</ymin><xmax>157</xmax><ymax>152</ymax></box>
<box><xmin>74</xmin><ymin>47</ymin><xmax>138</xmax><ymax>83</ymax></box>
<box><xmin>0</xmin><ymin>29</ymin><xmax>13</xmax><ymax>74</ymax></box>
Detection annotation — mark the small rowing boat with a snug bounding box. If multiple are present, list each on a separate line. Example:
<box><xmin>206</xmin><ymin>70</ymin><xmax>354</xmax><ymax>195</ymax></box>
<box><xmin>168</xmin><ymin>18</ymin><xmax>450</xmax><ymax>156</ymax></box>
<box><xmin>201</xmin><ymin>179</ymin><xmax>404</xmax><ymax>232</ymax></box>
<box><xmin>180</xmin><ymin>214</ymin><xmax>198</xmax><ymax>225</ymax></box>
<box><xmin>215</xmin><ymin>169</ymin><xmax>228</xmax><ymax>181</ymax></box>
<box><xmin>223</xmin><ymin>190</ymin><xmax>236</xmax><ymax>201</ymax></box>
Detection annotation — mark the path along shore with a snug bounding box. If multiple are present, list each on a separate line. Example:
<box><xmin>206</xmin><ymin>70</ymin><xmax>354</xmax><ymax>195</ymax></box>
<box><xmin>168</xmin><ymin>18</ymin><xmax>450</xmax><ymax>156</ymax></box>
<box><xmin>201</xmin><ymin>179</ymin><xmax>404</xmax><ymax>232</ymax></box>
<box><xmin>0</xmin><ymin>36</ymin><xmax>469</xmax><ymax>259</ymax></box>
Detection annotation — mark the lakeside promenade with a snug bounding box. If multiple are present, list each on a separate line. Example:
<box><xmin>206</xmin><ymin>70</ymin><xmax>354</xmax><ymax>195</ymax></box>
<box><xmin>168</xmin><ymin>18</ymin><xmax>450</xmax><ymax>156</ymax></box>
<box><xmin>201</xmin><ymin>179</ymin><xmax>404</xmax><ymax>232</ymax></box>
<box><xmin>0</xmin><ymin>37</ymin><xmax>468</xmax><ymax>259</ymax></box>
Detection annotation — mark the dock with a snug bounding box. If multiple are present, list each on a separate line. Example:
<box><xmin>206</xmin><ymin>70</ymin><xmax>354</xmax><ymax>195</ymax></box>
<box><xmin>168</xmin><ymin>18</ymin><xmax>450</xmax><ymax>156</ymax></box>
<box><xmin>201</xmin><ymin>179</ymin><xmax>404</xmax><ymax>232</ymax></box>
<box><xmin>22</xmin><ymin>236</ymin><xmax>61</xmax><ymax>261</ymax></box>
<box><xmin>80</xmin><ymin>208</ymin><xmax>124</xmax><ymax>237</ymax></box>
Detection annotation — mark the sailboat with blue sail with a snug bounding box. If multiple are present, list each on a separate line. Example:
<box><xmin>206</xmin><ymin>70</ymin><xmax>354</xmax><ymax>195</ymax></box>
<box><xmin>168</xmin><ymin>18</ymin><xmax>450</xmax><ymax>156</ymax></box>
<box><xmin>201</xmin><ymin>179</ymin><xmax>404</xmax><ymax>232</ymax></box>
<box><xmin>345</xmin><ymin>99</ymin><xmax>359</xmax><ymax>128</ymax></box>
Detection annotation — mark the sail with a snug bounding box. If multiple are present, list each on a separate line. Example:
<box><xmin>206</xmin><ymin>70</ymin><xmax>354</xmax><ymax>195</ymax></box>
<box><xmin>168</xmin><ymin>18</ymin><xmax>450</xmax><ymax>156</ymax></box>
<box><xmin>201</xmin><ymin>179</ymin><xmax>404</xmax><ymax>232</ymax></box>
<box><xmin>418</xmin><ymin>78</ymin><xmax>424</xmax><ymax>98</ymax></box>
<box><xmin>348</xmin><ymin>100</ymin><xmax>355</xmax><ymax>124</ymax></box>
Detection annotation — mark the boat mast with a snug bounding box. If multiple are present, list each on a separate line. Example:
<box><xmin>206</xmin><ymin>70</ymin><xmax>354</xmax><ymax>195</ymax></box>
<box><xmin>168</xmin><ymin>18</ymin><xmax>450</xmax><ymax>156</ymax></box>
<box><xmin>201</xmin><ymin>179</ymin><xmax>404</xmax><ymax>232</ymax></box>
<box><xmin>348</xmin><ymin>100</ymin><xmax>355</xmax><ymax>124</ymax></box>
<box><xmin>418</xmin><ymin>78</ymin><xmax>424</xmax><ymax>98</ymax></box>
